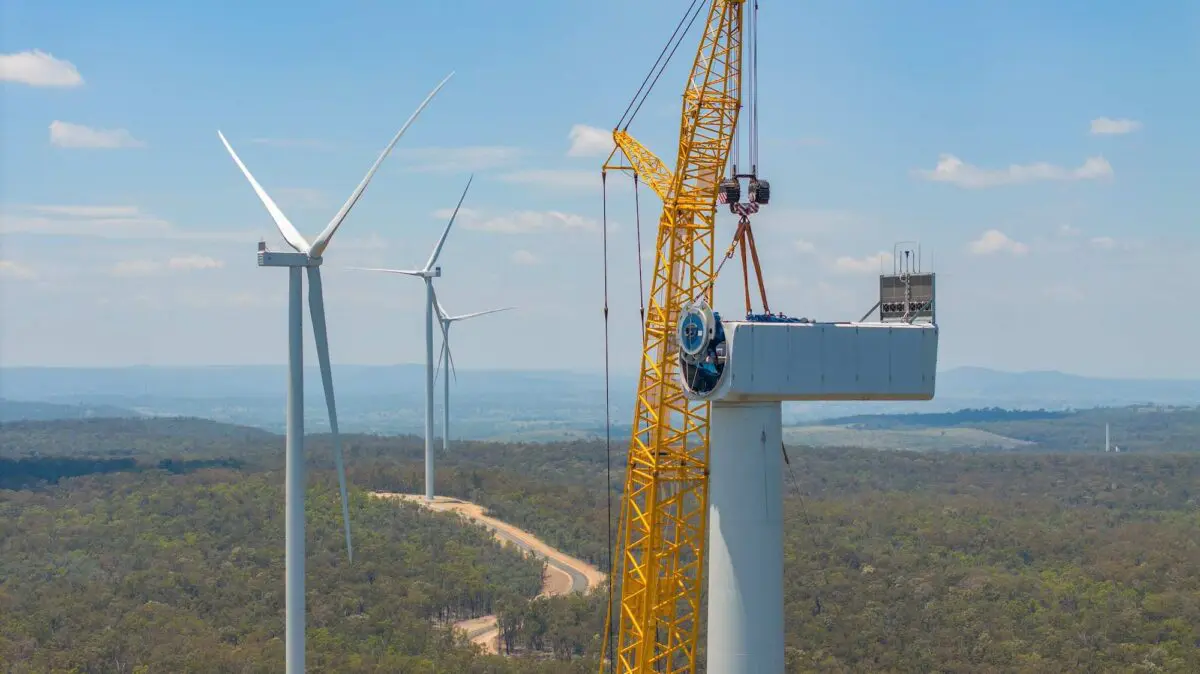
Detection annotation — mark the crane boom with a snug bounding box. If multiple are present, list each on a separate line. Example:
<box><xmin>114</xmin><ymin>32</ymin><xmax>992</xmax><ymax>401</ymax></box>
<box><xmin>602</xmin><ymin>2</ymin><xmax>745</xmax><ymax>672</ymax></box>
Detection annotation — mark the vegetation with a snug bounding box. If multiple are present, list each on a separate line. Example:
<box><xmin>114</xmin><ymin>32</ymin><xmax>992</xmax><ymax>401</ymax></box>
<box><xmin>3</xmin><ymin>412</ymin><xmax>1200</xmax><ymax>671</ymax></box>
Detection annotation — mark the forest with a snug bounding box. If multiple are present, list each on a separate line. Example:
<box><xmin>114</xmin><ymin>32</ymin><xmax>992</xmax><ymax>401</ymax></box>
<box><xmin>2</xmin><ymin>410</ymin><xmax>1199</xmax><ymax>671</ymax></box>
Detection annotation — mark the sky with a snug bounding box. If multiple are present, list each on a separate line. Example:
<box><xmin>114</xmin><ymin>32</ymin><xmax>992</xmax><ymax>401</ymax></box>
<box><xmin>2</xmin><ymin>0</ymin><xmax>1199</xmax><ymax>379</ymax></box>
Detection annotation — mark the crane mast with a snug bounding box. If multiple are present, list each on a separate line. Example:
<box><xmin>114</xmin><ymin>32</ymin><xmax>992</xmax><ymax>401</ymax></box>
<box><xmin>602</xmin><ymin>2</ymin><xmax>745</xmax><ymax>671</ymax></box>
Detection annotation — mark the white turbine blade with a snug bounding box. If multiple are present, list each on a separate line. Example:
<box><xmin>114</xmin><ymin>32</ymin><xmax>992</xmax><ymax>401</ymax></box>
<box><xmin>446</xmin><ymin>335</ymin><xmax>458</xmax><ymax>383</ymax></box>
<box><xmin>306</xmin><ymin>267</ymin><xmax>354</xmax><ymax>563</ymax></box>
<box><xmin>449</xmin><ymin>306</ymin><xmax>515</xmax><ymax>322</ymax></box>
<box><xmin>431</xmin><ymin>285</ymin><xmax>453</xmax><ymax>383</ymax></box>
<box><xmin>434</xmin><ymin>330</ymin><xmax>447</xmax><ymax>386</ymax></box>
<box><xmin>218</xmin><ymin>131</ymin><xmax>310</xmax><ymax>253</ymax></box>
<box><xmin>345</xmin><ymin>266</ymin><xmax>424</xmax><ymax>276</ymax></box>
<box><xmin>423</xmin><ymin>174</ymin><xmax>473</xmax><ymax>272</ymax></box>
<box><xmin>309</xmin><ymin>71</ymin><xmax>456</xmax><ymax>257</ymax></box>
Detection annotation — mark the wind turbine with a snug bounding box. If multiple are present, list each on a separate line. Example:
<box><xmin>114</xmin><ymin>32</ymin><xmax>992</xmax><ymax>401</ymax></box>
<box><xmin>217</xmin><ymin>71</ymin><xmax>452</xmax><ymax>674</ymax></box>
<box><xmin>349</xmin><ymin>176</ymin><xmax>473</xmax><ymax>502</ymax></box>
<box><xmin>432</xmin><ymin>292</ymin><xmax>514</xmax><ymax>453</ymax></box>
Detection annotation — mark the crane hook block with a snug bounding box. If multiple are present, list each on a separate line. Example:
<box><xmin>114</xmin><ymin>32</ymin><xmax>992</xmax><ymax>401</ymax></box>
<box><xmin>749</xmin><ymin>178</ymin><xmax>770</xmax><ymax>205</ymax></box>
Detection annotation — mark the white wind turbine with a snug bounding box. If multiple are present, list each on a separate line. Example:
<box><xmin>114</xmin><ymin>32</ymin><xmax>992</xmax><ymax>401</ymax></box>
<box><xmin>217</xmin><ymin>71</ymin><xmax>452</xmax><ymax>674</ymax></box>
<box><xmin>432</xmin><ymin>293</ymin><xmax>514</xmax><ymax>453</ymax></box>
<box><xmin>349</xmin><ymin>176</ymin><xmax>473</xmax><ymax>502</ymax></box>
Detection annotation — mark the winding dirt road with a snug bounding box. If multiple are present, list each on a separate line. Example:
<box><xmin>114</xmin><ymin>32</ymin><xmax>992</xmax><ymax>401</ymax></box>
<box><xmin>370</xmin><ymin>492</ymin><xmax>605</xmax><ymax>654</ymax></box>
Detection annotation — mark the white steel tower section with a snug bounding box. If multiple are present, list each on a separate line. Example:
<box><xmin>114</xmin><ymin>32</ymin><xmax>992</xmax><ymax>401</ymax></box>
<box><xmin>679</xmin><ymin>246</ymin><xmax>939</xmax><ymax>673</ymax></box>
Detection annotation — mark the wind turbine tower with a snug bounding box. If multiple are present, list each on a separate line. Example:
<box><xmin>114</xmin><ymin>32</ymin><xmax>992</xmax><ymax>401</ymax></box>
<box><xmin>677</xmin><ymin>244</ymin><xmax>940</xmax><ymax>672</ymax></box>
<box><xmin>217</xmin><ymin>72</ymin><xmax>452</xmax><ymax>674</ymax></box>
<box><xmin>433</xmin><ymin>295</ymin><xmax>514</xmax><ymax>452</ymax></box>
<box><xmin>1106</xmin><ymin>422</ymin><xmax>1110</xmax><ymax>452</ymax></box>
<box><xmin>351</xmin><ymin>177</ymin><xmax>474</xmax><ymax>502</ymax></box>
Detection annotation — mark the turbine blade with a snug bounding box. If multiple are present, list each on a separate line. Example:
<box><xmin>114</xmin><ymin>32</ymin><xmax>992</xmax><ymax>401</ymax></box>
<box><xmin>306</xmin><ymin>267</ymin><xmax>354</xmax><ymax>563</ymax></box>
<box><xmin>345</xmin><ymin>266</ymin><xmax>424</xmax><ymax>276</ymax></box>
<box><xmin>423</xmin><ymin>174</ymin><xmax>473</xmax><ymax>271</ymax></box>
<box><xmin>434</xmin><ymin>331</ymin><xmax>447</xmax><ymax>386</ymax></box>
<box><xmin>218</xmin><ymin>131</ymin><xmax>310</xmax><ymax>253</ymax></box>
<box><xmin>449</xmin><ymin>306</ymin><xmax>515</xmax><ymax>322</ymax></box>
<box><xmin>431</xmin><ymin>285</ymin><xmax>452</xmax><ymax>382</ymax></box>
<box><xmin>446</xmin><ymin>336</ymin><xmax>458</xmax><ymax>383</ymax></box>
<box><xmin>309</xmin><ymin>72</ymin><xmax>456</xmax><ymax>257</ymax></box>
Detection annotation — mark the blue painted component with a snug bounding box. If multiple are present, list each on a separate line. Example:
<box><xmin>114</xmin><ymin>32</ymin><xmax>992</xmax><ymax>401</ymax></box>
<box><xmin>744</xmin><ymin>312</ymin><xmax>813</xmax><ymax>324</ymax></box>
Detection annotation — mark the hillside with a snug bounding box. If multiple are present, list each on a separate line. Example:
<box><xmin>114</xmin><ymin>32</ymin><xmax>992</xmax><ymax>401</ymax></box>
<box><xmin>791</xmin><ymin>405</ymin><xmax>1200</xmax><ymax>453</ymax></box>
<box><xmin>3</xmin><ymin>416</ymin><xmax>1200</xmax><ymax>671</ymax></box>
<box><xmin>7</xmin><ymin>365</ymin><xmax>1200</xmax><ymax>438</ymax></box>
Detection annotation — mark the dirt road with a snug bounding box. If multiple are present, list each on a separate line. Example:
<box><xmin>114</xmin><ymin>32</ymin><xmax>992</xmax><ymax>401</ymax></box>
<box><xmin>370</xmin><ymin>492</ymin><xmax>605</xmax><ymax>654</ymax></box>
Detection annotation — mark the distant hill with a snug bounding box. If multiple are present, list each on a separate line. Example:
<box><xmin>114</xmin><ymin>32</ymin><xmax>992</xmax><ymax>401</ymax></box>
<box><xmin>0</xmin><ymin>397</ymin><xmax>142</xmax><ymax>422</ymax></box>
<box><xmin>785</xmin><ymin>404</ymin><xmax>1200</xmax><ymax>454</ymax></box>
<box><xmin>4</xmin><ymin>365</ymin><xmax>1200</xmax><ymax>436</ymax></box>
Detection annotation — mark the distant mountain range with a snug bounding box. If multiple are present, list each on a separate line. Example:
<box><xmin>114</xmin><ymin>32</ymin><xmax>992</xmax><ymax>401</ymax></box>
<box><xmin>3</xmin><ymin>364</ymin><xmax>1200</xmax><ymax>439</ymax></box>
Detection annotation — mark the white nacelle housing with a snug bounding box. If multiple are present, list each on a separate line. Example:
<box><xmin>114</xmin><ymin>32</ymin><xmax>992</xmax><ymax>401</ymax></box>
<box><xmin>681</xmin><ymin>320</ymin><xmax>938</xmax><ymax>403</ymax></box>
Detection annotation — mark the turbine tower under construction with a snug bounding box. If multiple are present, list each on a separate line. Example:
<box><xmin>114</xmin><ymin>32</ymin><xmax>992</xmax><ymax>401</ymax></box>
<box><xmin>596</xmin><ymin>3</ymin><xmax>941</xmax><ymax>671</ymax></box>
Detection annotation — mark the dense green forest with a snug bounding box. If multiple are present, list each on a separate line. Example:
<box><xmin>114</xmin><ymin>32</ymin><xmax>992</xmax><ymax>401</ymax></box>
<box><xmin>2</xmin><ymin>413</ymin><xmax>1200</xmax><ymax>671</ymax></box>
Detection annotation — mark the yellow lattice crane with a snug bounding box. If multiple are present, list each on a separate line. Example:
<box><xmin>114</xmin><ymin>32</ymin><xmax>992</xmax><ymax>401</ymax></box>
<box><xmin>599</xmin><ymin>1</ymin><xmax>765</xmax><ymax>671</ymax></box>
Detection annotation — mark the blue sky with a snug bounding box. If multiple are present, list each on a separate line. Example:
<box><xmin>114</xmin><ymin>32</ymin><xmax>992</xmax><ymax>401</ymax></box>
<box><xmin>2</xmin><ymin>0</ymin><xmax>1198</xmax><ymax>378</ymax></box>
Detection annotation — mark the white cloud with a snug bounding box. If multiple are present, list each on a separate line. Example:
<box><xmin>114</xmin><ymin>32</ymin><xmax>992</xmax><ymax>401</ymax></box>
<box><xmin>0</xmin><ymin>204</ymin><xmax>252</xmax><ymax>242</ymax></box>
<box><xmin>0</xmin><ymin>50</ymin><xmax>83</xmax><ymax>87</ymax></box>
<box><xmin>567</xmin><ymin>124</ymin><xmax>611</xmax><ymax>157</ymax></box>
<box><xmin>832</xmin><ymin>251</ymin><xmax>892</xmax><ymax>274</ymax></box>
<box><xmin>794</xmin><ymin>239</ymin><xmax>816</xmax><ymax>254</ymax></box>
<box><xmin>968</xmin><ymin>229</ymin><xmax>1029</xmax><ymax>255</ymax></box>
<box><xmin>433</xmin><ymin>208</ymin><xmax>597</xmax><ymax>234</ymax></box>
<box><xmin>1090</xmin><ymin>236</ymin><xmax>1116</xmax><ymax>250</ymax></box>
<box><xmin>1058</xmin><ymin>224</ymin><xmax>1081</xmax><ymax>237</ymax></box>
<box><xmin>168</xmin><ymin>255</ymin><xmax>224</xmax><ymax>270</ymax></box>
<box><xmin>274</xmin><ymin>188</ymin><xmax>327</xmax><ymax>210</ymax></box>
<box><xmin>398</xmin><ymin>146</ymin><xmax>522</xmax><ymax>172</ymax></box>
<box><xmin>49</xmin><ymin>121</ymin><xmax>145</xmax><ymax>149</ymax></box>
<box><xmin>0</xmin><ymin>259</ymin><xmax>38</xmax><ymax>280</ymax></box>
<box><xmin>110</xmin><ymin>261</ymin><xmax>161</xmax><ymax>277</ymax></box>
<box><xmin>914</xmin><ymin>154</ymin><xmax>1112</xmax><ymax>188</ymax></box>
<box><xmin>110</xmin><ymin>256</ymin><xmax>224</xmax><ymax>277</ymax></box>
<box><xmin>1090</xmin><ymin>117</ymin><xmax>1142</xmax><ymax>136</ymax></box>
<box><xmin>495</xmin><ymin>169</ymin><xmax>600</xmax><ymax>191</ymax></box>
<box><xmin>1044</xmin><ymin>283</ymin><xmax>1084</xmax><ymax>302</ymax></box>
<box><xmin>510</xmin><ymin>250</ymin><xmax>539</xmax><ymax>265</ymax></box>
<box><xmin>249</xmin><ymin>138</ymin><xmax>333</xmax><ymax>150</ymax></box>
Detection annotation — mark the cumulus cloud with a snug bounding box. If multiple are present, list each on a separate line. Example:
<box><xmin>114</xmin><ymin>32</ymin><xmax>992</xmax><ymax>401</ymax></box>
<box><xmin>168</xmin><ymin>255</ymin><xmax>224</xmax><ymax>270</ymax></box>
<box><xmin>0</xmin><ymin>50</ymin><xmax>83</xmax><ymax>87</ymax></box>
<box><xmin>398</xmin><ymin>146</ymin><xmax>522</xmax><ymax>172</ymax></box>
<box><xmin>1090</xmin><ymin>117</ymin><xmax>1142</xmax><ymax>136</ymax></box>
<box><xmin>0</xmin><ymin>259</ymin><xmax>38</xmax><ymax>280</ymax></box>
<box><xmin>248</xmin><ymin>137</ymin><xmax>333</xmax><ymax>150</ymax></box>
<box><xmin>50</xmin><ymin>121</ymin><xmax>145</xmax><ymax>149</ymax></box>
<box><xmin>914</xmin><ymin>154</ymin><xmax>1112</xmax><ymax>188</ymax></box>
<box><xmin>567</xmin><ymin>124</ymin><xmax>611</xmax><ymax>157</ymax></box>
<box><xmin>111</xmin><ymin>256</ymin><xmax>224</xmax><ymax>277</ymax></box>
<box><xmin>1090</xmin><ymin>236</ymin><xmax>1116</xmax><ymax>250</ymax></box>
<box><xmin>510</xmin><ymin>250</ymin><xmax>539</xmax><ymax>265</ymax></box>
<box><xmin>273</xmin><ymin>188</ymin><xmax>327</xmax><ymax>210</ymax></box>
<box><xmin>495</xmin><ymin>169</ymin><xmax>600</xmax><ymax>191</ymax></box>
<box><xmin>432</xmin><ymin>207</ymin><xmax>597</xmax><ymax>234</ymax></box>
<box><xmin>968</xmin><ymin>229</ymin><xmax>1029</xmax><ymax>255</ymax></box>
<box><xmin>794</xmin><ymin>239</ymin><xmax>816</xmax><ymax>254</ymax></box>
<box><xmin>832</xmin><ymin>251</ymin><xmax>892</xmax><ymax>274</ymax></box>
<box><xmin>0</xmin><ymin>204</ymin><xmax>251</xmax><ymax>242</ymax></box>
